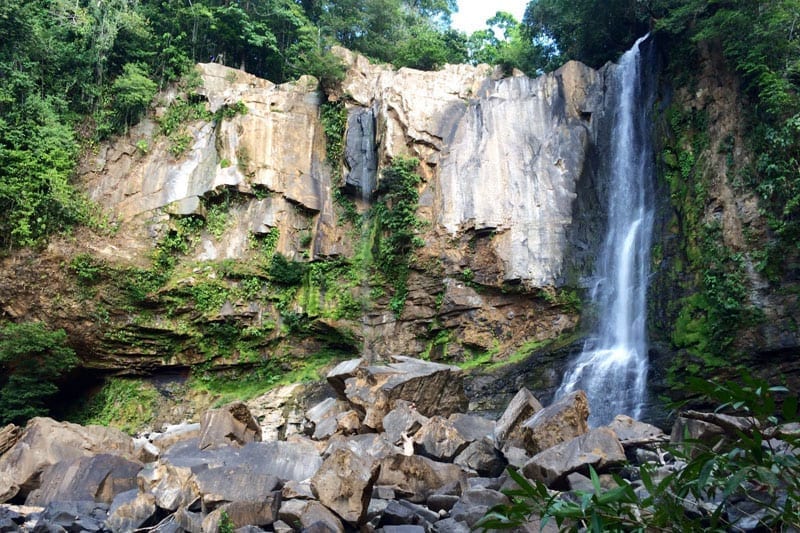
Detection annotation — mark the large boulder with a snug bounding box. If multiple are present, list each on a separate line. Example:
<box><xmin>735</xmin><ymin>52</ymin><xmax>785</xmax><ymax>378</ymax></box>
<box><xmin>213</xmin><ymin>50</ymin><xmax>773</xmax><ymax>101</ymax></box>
<box><xmin>607</xmin><ymin>415</ymin><xmax>667</xmax><ymax>446</ymax></box>
<box><xmin>202</xmin><ymin>495</ymin><xmax>281</xmax><ymax>531</ymax></box>
<box><xmin>324</xmin><ymin>433</ymin><xmax>400</xmax><ymax>461</ymax></box>
<box><xmin>198</xmin><ymin>401</ymin><xmax>261</xmax><ymax>450</ymax></box>
<box><xmin>413</xmin><ymin>416</ymin><xmax>470</xmax><ymax>461</ymax></box>
<box><xmin>494</xmin><ymin>388</ymin><xmax>543</xmax><ymax>448</ymax></box>
<box><xmin>106</xmin><ymin>490</ymin><xmax>158</xmax><ymax>533</ymax></box>
<box><xmin>0</xmin><ymin>418</ymin><xmax>136</xmax><ymax>503</ymax></box>
<box><xmin>377</xmin><ymin>454</ymin><xmax>467</xmax><ymax>503</ymax></box>
<box><xmin>305</xmin><ymin>398</ymin><xmax>351</xmax><ymax>440</ymax></box>
<box><xmin>521</xmin><ymin>390</ymin><xmax>589</xmax><ymax>455</ymax></box>
<box><xmin>25</xmin><ymin>453</ymin><xmax>142</xmax><ymax>505</ymax></box>
<box><xmin>522</xmin><ymin>427</ymin><xmax>626</xmax><ymax>488</ymax></box>
<box><xmin>279</xmin><ymin>499</ymin><xmax>344</xmax><ymax>533</ymax></box>
<box><xmin>453</xmin><ymin>437</ymin><xmax>507</xmax><ymax>478</ymax></box>
<box><xmin>343</xmin><ymin>356</ymin><xmax>468</xmax><ymax>430</ymax></box>
<box><xmin>311</xmin><ymin>448</ymin><xmax>380</xmax><ymax>526</ymax></box>
<box><xmin>382</xmin><ymin>401</ymin><xmax>429</xmax><ymax>444</ymax></box>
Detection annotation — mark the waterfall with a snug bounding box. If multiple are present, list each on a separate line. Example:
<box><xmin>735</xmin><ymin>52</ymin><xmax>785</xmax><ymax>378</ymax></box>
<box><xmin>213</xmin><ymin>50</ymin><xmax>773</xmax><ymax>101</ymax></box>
<box><xmin>557</xmin><ymin>35</ymin><xmax>656</xmax><ymax>426</ymax></box>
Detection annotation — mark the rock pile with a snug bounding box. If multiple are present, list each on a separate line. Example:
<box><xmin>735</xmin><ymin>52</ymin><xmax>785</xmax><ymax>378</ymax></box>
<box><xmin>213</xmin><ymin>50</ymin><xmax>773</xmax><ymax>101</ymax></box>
<box><xmin>0</xmin><ymin>356</ymin><xmax>744</xmax><ymax>532</ymax></box>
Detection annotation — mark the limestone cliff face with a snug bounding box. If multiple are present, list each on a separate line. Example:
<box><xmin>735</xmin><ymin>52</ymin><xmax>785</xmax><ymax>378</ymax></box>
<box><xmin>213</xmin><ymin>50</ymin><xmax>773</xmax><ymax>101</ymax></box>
<box><xmin>0</xmin><ymin>51</ymin><xmax>617</xmax><ymax>382</ymax></box>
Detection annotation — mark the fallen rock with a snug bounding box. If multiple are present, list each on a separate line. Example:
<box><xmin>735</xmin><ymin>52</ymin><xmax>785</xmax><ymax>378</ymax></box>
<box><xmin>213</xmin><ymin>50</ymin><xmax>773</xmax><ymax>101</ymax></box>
<box><xmin>326</xmin><ymin>359</ymin><xmax>364</xmax><ymax>400</ymax></box>
<box><xmin>448</xmin><ymin>413</ymin><xmax>496</xmax><ymax>443</ymax></box>
<box><xmin>195</xmin><ymin>464</ymin><xmax>280</xmax><ymax>511</ymax></box>
<box><xmin>494</xmin><ymin>388</ymin><xmax>543</xmax><ymax>448</ymax></box>
<box><xmin>522</xmin><ymin>427</ymin><xmax>626</xmax><ymax>487</ymax></box>
<box><xmin>377</xmin><ymin>500</ymin><xmax>438</xmax><ymax>528</ymax></box>
<box><xmin>382</xmin><ymin>401</ymin><xmax>428</xmax><ymax>444</ymax></box>
<box><xmin>450</xmin><ymin>488</ymin><xmax>509</xmax><ymax>527</ymax></box>
<box><xmin>607</xmin><ymin>415</ymin><xmax>667</xmax><ymax>446</ymax></box>
<box><xmin>149</xmin><ymin>422</ymin><xmax>201</xmax><ymax>453</ymax></box>
<box><xmin>324</xmin><ymin>433</ymin><xmax>400</xmax><ymax>461</ymax></box>
<box><xmin>377</xmin><ymin>454</ymin><xmax>467</xmax><ymax>503</ymax></box>
<box><xmin>453</xmin><ymin>437</ymin><xmax>507</xmax><ymax>477</ymax></box>
<box><xmin>0</xmin><ymin>424</ymin><xmax>20</xmax><ymax>456</ymax></box>
<box><xmin>343</xmin><ymin>356</ymin><xmax>468</xmax><ymax>430</ymax></box>
<box><xmin>311</xmin><ymin>448</ymin><xmax>380</xmax><ymax>526</ymax></box>
<box><xmin>25</xmin><ymin>453</ymin><xmax>142</xmax><ymax>506</ymax></box>
<box><xmin>279</xmin><ymin>500</ymin><xmax>344</xmax><ymax>533</ymax></box>
<box><xmin>202</xmin><ymin>495</ymin><xmax>280</xmax><ymax>531</ymax></box>
<box><xmin>198</xmin><ymin>401</ymin><xmax>262</xmax><ymax>450</ymax></box>
<box><xmin>521</xmin><ymin>390</ymin><xmax>589</xmax><ymax>455</ymax></box>
<box><xmin>106</xmin><ymin>489</ymin><xmax>157</xmax><ymax>533</ymax></box>
<box><xmin>413</xmin><ymin>416</ymin><xmax>470</xmax><ymax>461</ymax></box>
<box><xmin>0</xmin><ymin>418</ymin><xmax>136</xmax><ymax>503</ymax></box>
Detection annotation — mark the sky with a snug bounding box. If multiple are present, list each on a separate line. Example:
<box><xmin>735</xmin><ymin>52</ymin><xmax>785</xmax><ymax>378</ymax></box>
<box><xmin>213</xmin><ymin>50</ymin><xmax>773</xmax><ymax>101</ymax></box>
<box><xmin>451</xmin><ymin>0</ymin><xmax>528</xmax><ymax>35</ymax></box>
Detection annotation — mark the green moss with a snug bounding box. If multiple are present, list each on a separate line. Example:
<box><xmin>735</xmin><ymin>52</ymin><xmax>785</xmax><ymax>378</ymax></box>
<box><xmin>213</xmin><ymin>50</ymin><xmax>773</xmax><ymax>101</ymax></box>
<box><xmin>71</xmin><ymin>378</ymin><xmax>159</xmax><ymax>435</ymax></box>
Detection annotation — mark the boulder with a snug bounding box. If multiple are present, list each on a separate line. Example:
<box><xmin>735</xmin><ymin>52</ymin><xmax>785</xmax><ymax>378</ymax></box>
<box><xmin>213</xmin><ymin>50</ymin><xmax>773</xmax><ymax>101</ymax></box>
<box><xmin>377</xmin><ymin>454</ymin><xmax>466</xmax><ymax>503</ymax></box>
<box><xmin>0</xmin><ymin>424</ymin><xmax>20</xmax><ymax>456</ymax></box>
<box><xmin>198</xmin><ymin>401</ymin><xmax>261</xmax><ymax>450</ymax></box>
<box><xmin>521</xmin><ymin>391</ymin><xmax>589</xmax><ymax>455</ymax></box>
<box><xmin>25</xmin><ymin>453</ymin><xmax>142</xmax><ymax>505</ymax></box>
<box><xmin>450</xmin><ymin>488</ymin><xmax>509</xmax><ymax>528</ymax></box>
<box><xmin>607</xmin><ymin>415</ymin><xmax>667</xmax><ymax>446</ymax></box>
<box><xmin>282</xmin><ymin>480</ymin><xmax>315</xmax><ymax>500</ymax></box>
<box><xmin>448</xmin><ymin>413</ymin><xmax>496</xmax><ymax>442</ymax></box>
<box><xmin>522</xmin><ymin>427</ymin><xmax>626</xmax><ymax>488</ymax></box>
<box><xmin>36</xmin><ymin>501</ymin><xmax>109</xmax><ymax>533</ymax></box>
<box><xmin>382</xmin><ymin>401</ymin><xmax>428</xmax><ymax>444</ymax></box>
<box><xmin>106</xmin><ymin>489</ymin><xmax>157</xmax><ymax>533</ymax></box>
<box><xmin>202</xmin><ymin>495</ymin><xmax>281</xmax><ymax>531</ymax></box>
<box><xmin>324</xmin><ymin>433</ymin><xmax>400</xmax><ymax>461</ymax></box>
<box><xmin>0</xmin><ymin>418</ymin><xmax>136</xmax><ymax>503</ymax></box>
<box><xmin>173</xmin><ymin>506</ymin><xmax>204</xmax><ymax>533</ymax></box>
<box><xmin>279</xmin><ymin>500</ymin><xmax>344</xmax><ymax>533</ymax></box>
<box><xmin>305</xmin><ymin>398</ymin><xmax>349</xmax><ymax>440</ymax></box>
<box><xmin>137</xmin><ymin>459</ymin><xmax>200</xmax><ymax>511</ymax></box>
<box><xmin>377</xmin><ymin>500</ymin><xmax>438</xmax><ymax>527</ymax></box>
<box><xmin>149</xmin><ymin>422</ymin><xmax>201</xmax><ymax>453</ymax></box>
<box><xmin>494</xmin><ymin>388</ymin><xmax>543</xmax><ymax>447</ymax></box>
<box><xmin>343</xmin><ymin>357</ymin><xmax>468</xmax><ymax>430</ymax></box>
<box><xmin>413</xmin><ymin>416</ymin><xmax>470</xmax><ymax>461</ymax></box>
<box><xmin>326</xmin><ymin>359</ymin><xmax>364</xmax><ymax>399</ymax></box>
<box><xmin>453</xmin><ymin>437</ymin><xmax>507</xmax><ymax>478</ymax></box>
<box><xmin>311</xmin><ymin>448</ymin><xmax>380</xmax><ymax>526</ymax></box>
<box><xmin>195</xmin><ymin>464</ymin><xmax>280</xmax><ymax>511</ymax></box>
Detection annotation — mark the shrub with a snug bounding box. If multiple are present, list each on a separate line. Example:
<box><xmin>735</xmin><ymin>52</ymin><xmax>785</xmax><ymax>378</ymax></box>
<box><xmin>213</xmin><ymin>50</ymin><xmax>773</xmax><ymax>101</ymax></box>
<box><xmin>0</xmin><ymin>321</ymin><xmax>78</xmax><ymax>424</ymax></box>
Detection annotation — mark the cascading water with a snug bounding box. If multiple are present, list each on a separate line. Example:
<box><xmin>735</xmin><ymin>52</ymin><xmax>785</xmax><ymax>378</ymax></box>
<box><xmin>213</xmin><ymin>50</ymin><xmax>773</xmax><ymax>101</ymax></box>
<box><xmin>557</xmin><ymin>35</ymin><xmax>656</xmax><ymax>426</ymax></box>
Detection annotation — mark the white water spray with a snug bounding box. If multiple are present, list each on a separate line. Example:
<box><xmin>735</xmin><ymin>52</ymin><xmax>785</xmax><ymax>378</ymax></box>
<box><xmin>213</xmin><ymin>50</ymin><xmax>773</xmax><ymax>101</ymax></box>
<box><xmin>557</xmin><ymin>35</ymin><xmax>655</xmax><ymax>426</ymax></box>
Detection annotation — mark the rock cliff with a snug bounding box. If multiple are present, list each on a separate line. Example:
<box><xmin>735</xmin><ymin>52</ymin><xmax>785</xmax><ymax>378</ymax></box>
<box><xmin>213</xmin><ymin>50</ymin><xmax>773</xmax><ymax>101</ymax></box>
<box><xmin>2</xmin><ymin>47</ymin><xmax>618</xmax><ymax>389</ymax></box>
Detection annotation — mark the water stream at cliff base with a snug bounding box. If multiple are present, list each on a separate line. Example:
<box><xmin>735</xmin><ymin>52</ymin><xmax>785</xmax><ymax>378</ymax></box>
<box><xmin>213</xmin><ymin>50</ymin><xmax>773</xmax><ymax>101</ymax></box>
<box><xmin>557</xmin><ymin>35</ymin><xmax>655</xmax><ymax>426</ymax></box>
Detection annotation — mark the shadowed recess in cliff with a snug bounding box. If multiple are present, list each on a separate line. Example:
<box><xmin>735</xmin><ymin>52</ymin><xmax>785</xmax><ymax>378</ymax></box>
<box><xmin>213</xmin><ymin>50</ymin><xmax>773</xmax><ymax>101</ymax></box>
<box><xmin>557</xmin><ymin>34</ymin><xmax>657</xmax><ymax>426</ymax></box>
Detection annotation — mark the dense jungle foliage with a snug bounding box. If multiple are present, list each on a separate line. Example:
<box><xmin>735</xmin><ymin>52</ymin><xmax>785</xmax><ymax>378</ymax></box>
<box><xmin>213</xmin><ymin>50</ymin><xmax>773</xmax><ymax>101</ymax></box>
<box><xmin>0</xmin><ymin>0</ymin><xmax>799</xmax><ymax>421</ymax></box>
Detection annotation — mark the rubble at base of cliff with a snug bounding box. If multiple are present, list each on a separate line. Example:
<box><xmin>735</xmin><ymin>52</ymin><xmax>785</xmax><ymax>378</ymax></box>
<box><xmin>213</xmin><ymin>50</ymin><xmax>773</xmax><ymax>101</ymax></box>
<box><xmin>0</xmin><ymin>356</ymin><xmax>792</xmax><ymax>532</ymax></box>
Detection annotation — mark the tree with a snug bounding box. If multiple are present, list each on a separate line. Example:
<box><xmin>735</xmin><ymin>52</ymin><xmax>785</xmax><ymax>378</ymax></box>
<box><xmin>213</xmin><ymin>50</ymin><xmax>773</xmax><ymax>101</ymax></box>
<box><xmin>0</xmin><ymin>322</ymin><xmax>79</xmax><ymax>424</ymax></box>
<box><xmin>111</xmin><ymin>62</ymin><xmax>158</xmax><ymax>129</ymax></box>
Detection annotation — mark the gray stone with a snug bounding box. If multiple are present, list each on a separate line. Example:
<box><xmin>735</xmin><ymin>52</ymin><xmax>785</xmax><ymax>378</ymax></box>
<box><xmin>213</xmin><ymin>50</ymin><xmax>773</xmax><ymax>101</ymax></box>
<box><xmin>377</xmin><ymin>454</ymin><xmax>466</xmax><ymax>504</ymax></box>
<box><xmin>173</xmin><ymin>507</ymin><xmax>203</xmax><ymax>533</ymax></box>
<box><xmin>453</xmin><ymin>437</ymin><xmax>506</xmax><ymax>477</ymax></box>
<box><xmin>413</xmin><ymin>416</ymin><xmax>470</xmax><ymax>461</ymax></box>
<box><xmin>273</xmin><ymin>519</ymin><xmax>293</xmax><ymax>533</ymax></box>
<box><xmin>377</xmin><ymin>501</ymin><xmax>435</xmax><ymax>527</ymax></box>
<box><xmin>282</xmin><ymin>480</ymin><xmax>315</xmax><ymax>500</ymax></box>
<box><xmin>382</xmin><ymin>401</ymin><xmax>428</xmax><ymax>445</ymax></box>
<box><xmin>448</xmin><ymin>413</ymin><xmax>495</xmax><ymax>442</ymax></box>
<box><xmin>0</xmin><ymin>418</ymin><xmax>136</xmax><ymax>503</ymax></box>
<box><xmin>198</xmin><ymin>401</ymin><xmax>262</xmax><ymax>450</ymax></box>
<box><xmin>343</xmin><ymin>357</ymin><xmax>468</xmax><ymax>430</ymax></box>
<box><xmin>432</xmin><ymin>517</ymin><xmax>470</xmax><ymax>533</ymax></box>
<box><xmin>311</xmin><ymin>448</ymin><xmax>380</xmax><ymax>526</ymax></box>
<box><xmin>522</xmin><ymin>427</ymin><xmax>626</xmax><ymax>487</ymax></box>
<box><xmin>202</xmin><ymin>496</ymin><xmax>280</xmax><ymax>531</ymax></box>
<box><xmin>380</xmin><ymin>526</ymin><xmax>425</xmax><ymax>533</ymax></box>
<box><xmin>495</xmin><ymin>388</ymin><xmax>543</xmax><ymax>447</ymax></box>
<box><xmin>521</xmin><ymin>390</ymin><xmax>589</xmax><ymax>455</ymax></box>
<box><xmin>106</xmin><ymin>490</ymin><xmax>157</xmax><ymax>533</ymax></box>
<box><xmin>25</xmin><ymin>453</ymin><xmax>142</xmax><ymax>505</ymax></box>
<box><xmin>607</xmin><ymin>415</ymin><xmax>666</xmax><ymax>445</ymax></box>
<box><xmin>279</xmin><ymin>500</ymin><xmax>344</xmax><ymax>533</ymax></box>
<box><xmin>195</xmin><ymin>464</ymin><xmax>280</xmax><ymax>510</ymax></box>
<box><xmin>450</xmin><ymin>488</ymin><xmax>509</xmax><ymax>527</ymax></box>
<box><xmin>326</xmin><ymin>359</ymin><xmax>364</xmax><ymax>400</ymax></box>
<box><xmin>426</xmin><ymin>494</ymin><xmax>459</xmax><ymax>513</ymax></box>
